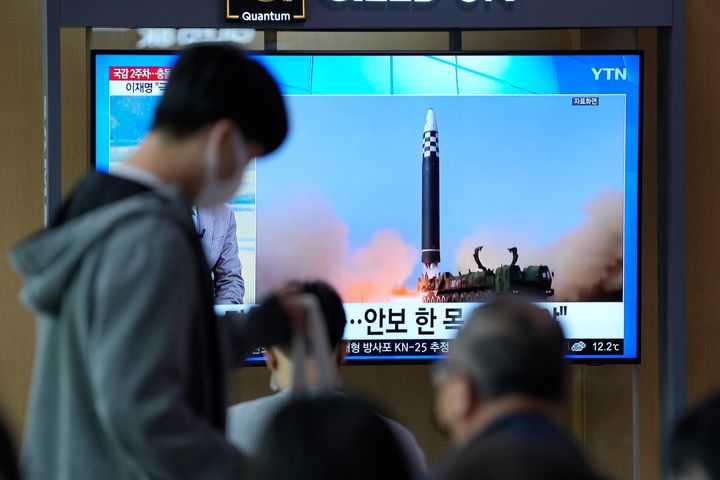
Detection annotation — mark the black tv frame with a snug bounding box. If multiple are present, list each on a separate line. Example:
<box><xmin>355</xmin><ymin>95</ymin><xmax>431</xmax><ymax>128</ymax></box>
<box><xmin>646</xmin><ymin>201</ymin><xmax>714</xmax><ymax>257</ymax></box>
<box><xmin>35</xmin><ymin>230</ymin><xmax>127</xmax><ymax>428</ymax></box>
<box><xmin>91</xmin><ymin>49</ymin><xmax>643</xmax><ymax>366</ymax></box>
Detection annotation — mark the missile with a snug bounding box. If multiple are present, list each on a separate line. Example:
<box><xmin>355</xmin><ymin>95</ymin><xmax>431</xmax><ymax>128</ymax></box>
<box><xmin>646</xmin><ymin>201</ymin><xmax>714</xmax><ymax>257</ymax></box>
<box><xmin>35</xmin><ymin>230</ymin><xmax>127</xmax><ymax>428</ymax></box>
<box><xmin>421</xmin><ymin>108</ymin><xmax>440</xmax><ymax>277</ymax></box>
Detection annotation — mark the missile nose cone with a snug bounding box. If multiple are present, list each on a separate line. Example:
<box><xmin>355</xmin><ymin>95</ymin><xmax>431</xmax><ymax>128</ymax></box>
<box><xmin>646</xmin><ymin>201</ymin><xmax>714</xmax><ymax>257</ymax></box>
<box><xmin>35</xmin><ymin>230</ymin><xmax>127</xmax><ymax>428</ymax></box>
<box><xmin>424</xmin><ymin>108</ymin><xmax>437</xmax><ymax>133</ymax></box>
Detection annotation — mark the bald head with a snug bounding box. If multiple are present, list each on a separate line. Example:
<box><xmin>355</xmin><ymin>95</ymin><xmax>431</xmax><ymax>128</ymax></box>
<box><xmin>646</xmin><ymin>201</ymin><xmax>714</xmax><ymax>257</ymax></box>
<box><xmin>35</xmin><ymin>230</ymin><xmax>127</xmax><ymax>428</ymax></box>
<box><xmin>444</xmin><ymin>300</ymin><xmax>566</xmax><ymax>403</ymax></box>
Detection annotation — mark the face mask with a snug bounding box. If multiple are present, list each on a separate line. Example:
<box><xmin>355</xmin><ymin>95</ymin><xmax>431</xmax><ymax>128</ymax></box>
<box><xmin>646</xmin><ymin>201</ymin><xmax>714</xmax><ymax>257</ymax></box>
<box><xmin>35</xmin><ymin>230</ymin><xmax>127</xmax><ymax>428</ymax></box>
<box><xmin>194</xmin><ymin>126</ymin><xmax>250</xmax><ymax>208</ymax></box>
<box><xmin>269</xmin><ymin>371</ymin><xmax>280</xmax><ymax>393</ymax></box>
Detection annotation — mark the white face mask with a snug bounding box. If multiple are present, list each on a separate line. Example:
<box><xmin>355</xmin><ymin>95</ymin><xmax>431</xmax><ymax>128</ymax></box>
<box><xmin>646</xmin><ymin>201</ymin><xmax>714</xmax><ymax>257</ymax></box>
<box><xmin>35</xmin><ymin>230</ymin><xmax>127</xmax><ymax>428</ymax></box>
<box><xmin>269</xmin><ymin>371</ymin><xmax>280</xmax><ymax>393</ymax></box>
<box><xmin>194</xmin><ymin>126</ymin><xmax>250</xmax><ymax>208</ymax></box>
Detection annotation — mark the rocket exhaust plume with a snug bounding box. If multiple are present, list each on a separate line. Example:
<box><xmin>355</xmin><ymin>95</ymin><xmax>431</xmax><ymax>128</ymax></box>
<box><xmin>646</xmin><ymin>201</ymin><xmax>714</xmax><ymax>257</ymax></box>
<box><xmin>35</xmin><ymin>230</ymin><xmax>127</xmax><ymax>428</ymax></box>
<box><xmin>421</xmin><ymin>108</ymin><xmax>440</xmax><ymax>278</ymax></box>
<box><xmin>256</xmin><ymin>192</ymin><xmax>417</xmax><ymax>302</ymax></box>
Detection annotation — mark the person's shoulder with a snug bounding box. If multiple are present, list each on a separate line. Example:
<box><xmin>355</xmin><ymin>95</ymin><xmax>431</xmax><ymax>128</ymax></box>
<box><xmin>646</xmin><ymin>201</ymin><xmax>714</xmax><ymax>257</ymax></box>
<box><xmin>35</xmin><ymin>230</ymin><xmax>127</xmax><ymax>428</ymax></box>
<box><xmin>476</xmin><ymin>415</ymin><xmax>582</xmax><ymax>460</ymax></box>
<box><xmin>227</xmin><ymin>397</ymin><xmax>262</xmax><ymax>419</ymax></box>
<box><xmin>447</xmin><ymin>417</ymin><xmax>599</xmax><ymax>480</ymax></box>
<box><xmin>226</xmin><ymin>392</ymin><xmax>293</xmax><ymax>454</ymax></box>
<box><xmin>109</xmin><ymin>208</ymin><xmax>188</xmax><ymax>246</ymax></box>
<box><xmin>99</xmin><ymin>194</ymin><xmax>196</xmax><ymax>261</ymax></box>
<box><xmin>379</xmin><ymin>415</ymin><xmax>428</xmax><ymax>476</ymax></box>
<box><xmin>484</xmin><ymin>413</ymin><xmax>569</xmax><ymax>439</ymax></box>
<box><xmin>228</xmin><ymin>392</ymin><xmax>292</xmax><ymax>422</ymax></box>
<box><xmin>382</xmin><ymin>416</ymin><xmax>416</xmax><ymax>442</ymax></box>
<box><xmin>198</xmin><ymin>203</ymin><xmax>233</xmax><ymax>219</ymax></box>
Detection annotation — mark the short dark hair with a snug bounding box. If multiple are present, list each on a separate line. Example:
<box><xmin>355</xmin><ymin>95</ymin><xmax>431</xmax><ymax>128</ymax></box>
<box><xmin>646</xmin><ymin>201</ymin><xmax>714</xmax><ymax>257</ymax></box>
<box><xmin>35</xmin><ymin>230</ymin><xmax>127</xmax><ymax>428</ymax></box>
<box><xmin>670</xmin><ymin>393</ymin><xmax>720</xmax><ymax>479</ymax></box>
<box><xmin>255</xmin><ymin>281</ymin><xmax>347</xmax><ymax>355</ymax></box>
<box><xmin>441</xmin><ymin>300</ymin><xmax>566</xmax><ymax>403</ymax></box>
<box><xmin>251</xmin><ymin>394</ymin><xmax>412</xmax><ymax>480</ymax></box>
<box><xmin>152</xmin><ymin>43</ymin><xmax>287</xmax><ymax>154</ymax></box>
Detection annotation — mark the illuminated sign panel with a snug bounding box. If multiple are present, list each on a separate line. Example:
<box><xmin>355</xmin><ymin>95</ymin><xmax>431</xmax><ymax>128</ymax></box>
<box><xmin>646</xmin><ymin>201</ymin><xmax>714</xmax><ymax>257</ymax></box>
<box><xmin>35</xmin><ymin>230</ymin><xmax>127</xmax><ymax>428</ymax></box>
<box><xmin>227</xmin><ymin>0</ymin><xmax>306</xmax><ymax>23</ymax></box>
<box><xmin>61</xmin><ymin>0</ymin><xmax>673</xmax><ymax>30</ymax></box>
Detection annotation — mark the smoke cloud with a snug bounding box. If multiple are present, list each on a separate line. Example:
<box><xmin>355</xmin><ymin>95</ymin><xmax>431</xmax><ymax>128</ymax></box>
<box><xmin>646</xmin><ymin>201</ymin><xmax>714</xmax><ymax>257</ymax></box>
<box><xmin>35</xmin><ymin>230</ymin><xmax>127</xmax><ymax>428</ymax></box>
<box><xmin>256</xmin><ymin>193</ymin><xmax>417</xmax><ymax>302</ymax></box>
<box><xmin>454</xmin><ymin>191</ymin><xmax>624</xmax><ymax>302</ymax></box>
<box><xmin>257</xmin><ymin>190</ymin><xmax>623</xmax><ymax>303</ymax></box>
<box><xmin>551</xmin><ymin>191</ymin><xmax>624</xmax><ymax>301</ymax></box>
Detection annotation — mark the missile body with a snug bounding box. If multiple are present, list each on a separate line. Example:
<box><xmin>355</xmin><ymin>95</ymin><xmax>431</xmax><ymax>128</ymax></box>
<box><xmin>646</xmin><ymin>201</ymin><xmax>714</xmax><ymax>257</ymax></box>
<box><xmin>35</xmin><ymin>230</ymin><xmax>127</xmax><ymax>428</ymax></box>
<box><xmin>421</xmin><ymin>109</ymin><xmax>440</xmax><ymax>276</ymax></box>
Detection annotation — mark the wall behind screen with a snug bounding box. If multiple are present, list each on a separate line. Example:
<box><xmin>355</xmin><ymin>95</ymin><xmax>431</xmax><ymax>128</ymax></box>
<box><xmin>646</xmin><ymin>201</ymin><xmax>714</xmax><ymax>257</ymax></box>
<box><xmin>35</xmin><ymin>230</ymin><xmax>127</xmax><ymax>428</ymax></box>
<box><xmin>0</xmin><ymin>0</ymin><xmax>43</xmax><ymax>441</ymax></box>
<box><xmin>685</xmin><ymin>0</ymin><xmax>720</xmax><ymax>408</ymax></box>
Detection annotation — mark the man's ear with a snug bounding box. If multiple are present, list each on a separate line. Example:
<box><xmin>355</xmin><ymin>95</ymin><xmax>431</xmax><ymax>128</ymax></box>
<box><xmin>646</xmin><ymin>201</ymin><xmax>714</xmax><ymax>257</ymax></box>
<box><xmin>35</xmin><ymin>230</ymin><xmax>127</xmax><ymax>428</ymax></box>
<box><xmin>336</xmin><ymin>341</ymin><xmax>348</xmax><ymax>365</ymax></box>
<box><xmin>263</xmin><ymin>349</ymin><xmax>278</xmax><ymax>372</ymax></box>
<box><xmin>445</xmin><ymin>373</ymin><xmax>476</xmax><ymax>421</ymax></box>
<box><xmin>433</xmin><ymin>372</ymin><xmax>478</xmax><ymax>444</ymax></box>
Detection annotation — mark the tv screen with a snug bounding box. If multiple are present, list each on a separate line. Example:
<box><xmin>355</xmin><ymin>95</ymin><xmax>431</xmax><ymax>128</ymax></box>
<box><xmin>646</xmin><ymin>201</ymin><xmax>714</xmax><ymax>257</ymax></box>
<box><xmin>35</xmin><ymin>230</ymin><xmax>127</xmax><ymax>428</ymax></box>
<box><xmin>93</xmin><ymin>51</ymin><xmax>641</xmax><ymax>363</ymax></box>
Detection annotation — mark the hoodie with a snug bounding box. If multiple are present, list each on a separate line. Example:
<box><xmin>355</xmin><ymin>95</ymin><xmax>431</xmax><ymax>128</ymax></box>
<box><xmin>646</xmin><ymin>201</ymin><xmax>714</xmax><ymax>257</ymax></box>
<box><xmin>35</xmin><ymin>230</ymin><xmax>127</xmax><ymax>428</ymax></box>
<box><xmin>10</xmin><ymin>178</ymin><xmax>245</xmax><ymax>480</ymax></box>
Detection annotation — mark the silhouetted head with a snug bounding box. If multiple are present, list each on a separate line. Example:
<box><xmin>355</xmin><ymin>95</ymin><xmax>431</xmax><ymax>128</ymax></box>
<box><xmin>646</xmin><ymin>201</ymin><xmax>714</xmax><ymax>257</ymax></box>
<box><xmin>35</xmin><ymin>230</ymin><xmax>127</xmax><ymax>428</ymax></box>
<box><xmin>252</xmin><ymin>394</ymin><xmax>412</xmax><ymax>480</ymax></box>
<box><xmin>670</xmin><ymin>393</ymin><xmax>720</xmax><ymax>480</ymax></box>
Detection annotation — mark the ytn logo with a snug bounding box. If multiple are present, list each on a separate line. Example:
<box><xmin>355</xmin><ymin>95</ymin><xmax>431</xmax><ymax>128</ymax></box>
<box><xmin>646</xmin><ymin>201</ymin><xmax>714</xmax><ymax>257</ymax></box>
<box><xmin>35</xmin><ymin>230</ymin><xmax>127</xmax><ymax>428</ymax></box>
<box><xmin>592</xmin><ymin>67</ymin><xmax>628</xmax><ymax>81</ymax></box>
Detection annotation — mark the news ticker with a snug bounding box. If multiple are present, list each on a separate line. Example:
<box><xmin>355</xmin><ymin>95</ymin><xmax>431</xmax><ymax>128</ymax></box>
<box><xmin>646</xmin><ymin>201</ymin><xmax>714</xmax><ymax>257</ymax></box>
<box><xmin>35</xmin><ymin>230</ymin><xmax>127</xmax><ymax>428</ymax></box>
<box><xmin>245</xmin><ymin>338</ymin><xmax>624</xmax><ymax>361</ymax></box>
<box><xmin>341</xmin><ymin>338</ymin><xmax>626</xmax><ymax>358</ymax></box>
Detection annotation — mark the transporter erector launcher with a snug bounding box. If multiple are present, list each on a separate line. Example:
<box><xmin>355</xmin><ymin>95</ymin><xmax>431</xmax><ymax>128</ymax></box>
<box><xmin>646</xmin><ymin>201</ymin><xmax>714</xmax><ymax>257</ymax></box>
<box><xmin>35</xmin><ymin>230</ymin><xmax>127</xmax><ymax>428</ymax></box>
<box><xmin>415</xmin><ymin>109</ymin><xmax>555</xmax><ymax>302</ymax></box>
<box><xmin>421</xmin><ymin>108</ymin><xmax>440</xmax><ymax>277</ymax></box>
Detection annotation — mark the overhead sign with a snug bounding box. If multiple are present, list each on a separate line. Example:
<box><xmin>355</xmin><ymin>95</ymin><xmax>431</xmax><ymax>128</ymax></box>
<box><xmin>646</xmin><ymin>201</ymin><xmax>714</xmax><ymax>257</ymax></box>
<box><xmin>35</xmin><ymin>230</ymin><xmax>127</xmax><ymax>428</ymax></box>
<box><xmin>60</xmin><ymin>0</ymin><xmax>673</xmax><ymax>30</ymax></box>
<box><xmin>220</xmin><ymin>0</ymin><xmax>670</xmax><ymax>29</ymax></box>
<box><xmin>227</xmin><ymin>0</ymin><xmax>306</xmax><ymax>23</ymax></box>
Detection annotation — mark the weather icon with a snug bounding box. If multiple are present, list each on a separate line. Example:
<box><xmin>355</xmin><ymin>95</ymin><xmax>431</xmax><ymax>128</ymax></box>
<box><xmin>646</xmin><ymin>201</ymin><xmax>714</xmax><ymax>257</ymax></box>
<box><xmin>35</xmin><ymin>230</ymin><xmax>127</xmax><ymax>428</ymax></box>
<box><xmin>571</xmin><ymin>341</ymin><xmax>587</xmax><ymax>352</ymax></box>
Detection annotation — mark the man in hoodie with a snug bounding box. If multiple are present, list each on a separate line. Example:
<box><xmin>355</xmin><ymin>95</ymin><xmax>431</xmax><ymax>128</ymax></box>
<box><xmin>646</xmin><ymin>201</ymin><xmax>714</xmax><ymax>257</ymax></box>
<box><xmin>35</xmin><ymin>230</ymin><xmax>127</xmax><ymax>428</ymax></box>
<box><xmin>10</xmin><ymin>44</ymin><xmax>287</xmax><ymax>480</ymax></box>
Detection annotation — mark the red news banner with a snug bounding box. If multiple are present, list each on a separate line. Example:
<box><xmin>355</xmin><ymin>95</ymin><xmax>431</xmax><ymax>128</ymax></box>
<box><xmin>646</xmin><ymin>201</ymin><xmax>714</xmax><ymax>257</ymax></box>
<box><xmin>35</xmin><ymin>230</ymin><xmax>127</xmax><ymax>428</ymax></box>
<box><xmin>109</xmin><ymin>66</ymin><xmax>169</xmax><ymax>96</ymax></box>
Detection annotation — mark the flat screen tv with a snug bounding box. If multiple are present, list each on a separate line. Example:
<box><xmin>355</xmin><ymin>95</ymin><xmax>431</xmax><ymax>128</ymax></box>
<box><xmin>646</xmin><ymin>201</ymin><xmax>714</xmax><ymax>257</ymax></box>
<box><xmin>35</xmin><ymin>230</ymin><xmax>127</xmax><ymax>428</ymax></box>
<box><xmin>93</xmin><ymin>51</ymin><xmax>642</xmax><ymax>364</ymax></box>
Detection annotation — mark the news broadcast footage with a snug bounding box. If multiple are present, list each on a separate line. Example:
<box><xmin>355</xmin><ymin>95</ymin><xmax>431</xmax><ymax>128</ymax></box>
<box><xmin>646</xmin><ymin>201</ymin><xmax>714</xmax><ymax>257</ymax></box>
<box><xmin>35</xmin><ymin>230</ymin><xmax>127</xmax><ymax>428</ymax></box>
<box><xmin>94</xmin><ymin>53</ymin><xmax>641</xmax><ymax>362</ymax></box>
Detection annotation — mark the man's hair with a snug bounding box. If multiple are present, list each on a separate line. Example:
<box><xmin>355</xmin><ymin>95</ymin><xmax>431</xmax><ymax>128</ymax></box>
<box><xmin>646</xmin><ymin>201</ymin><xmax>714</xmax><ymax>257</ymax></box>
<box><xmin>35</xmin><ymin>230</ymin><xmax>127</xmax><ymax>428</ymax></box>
<box><xmin>670</xmin><ymin>393</ymin><xmax>720</xmax><ymax>479</ymax></box>
<box><xmin>442</xmin><ymin>300</ymin><xmax>566</xmax><ymax>403</ymax></box>
<box><xmin>151</xmin><ymin>43</ymin><xmax>287</xmax><ymax>154</ymax></box>
<box><xmin>260</xmin><ymin>281</ymin><xmax>347</xmax><ymax>355</ymax></box>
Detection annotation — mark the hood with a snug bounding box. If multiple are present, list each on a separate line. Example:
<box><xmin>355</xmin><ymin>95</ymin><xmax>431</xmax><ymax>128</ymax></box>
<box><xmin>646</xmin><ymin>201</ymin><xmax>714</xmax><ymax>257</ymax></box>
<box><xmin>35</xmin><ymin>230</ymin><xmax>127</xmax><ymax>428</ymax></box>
<box><xmin>9</xmin><ymin>187</ymin><xmax>194</xmax><ymax>317</ymax></box>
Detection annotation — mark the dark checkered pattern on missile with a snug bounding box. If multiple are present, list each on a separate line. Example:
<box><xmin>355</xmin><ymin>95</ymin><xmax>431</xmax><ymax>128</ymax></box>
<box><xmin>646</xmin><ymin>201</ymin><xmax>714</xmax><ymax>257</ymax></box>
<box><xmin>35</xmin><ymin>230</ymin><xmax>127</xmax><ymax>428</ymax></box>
<box><xmin>423</xmin><ymin>131</ymin><xmax>439</xmax><ymax>158</ymax></box>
